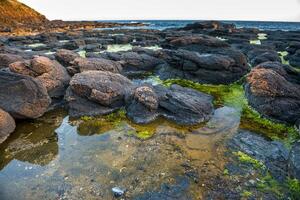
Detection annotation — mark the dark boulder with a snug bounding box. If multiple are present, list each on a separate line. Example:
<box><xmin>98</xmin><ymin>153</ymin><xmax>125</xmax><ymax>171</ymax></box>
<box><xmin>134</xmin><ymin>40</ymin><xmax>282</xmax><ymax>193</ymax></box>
<box><xmin>0</xmin><ymin>53</ymin><xmax>23</xmax><ymax>68</ymax></box>
<box><xmin>126</xmin><ymin>84</ymin><xmax>214</xmax><ymax>125</ymax></box>
<box><xmin>288</xmin><ymin>50</ymin><xmax>300</xmax><ymax>68</ymax></box>
<box><xmin>0</xmin><ymin>71</ymin><xmax>51</xmax><ymax>119</ymax></box>
<box><xmin>155</xmin><ymin>49</ymin><xmax>247</xmax><ymax>84</ymax></box>
<box><xmin>9</xmin><ymin>56</ymin><xmax>71</xmax><ymax>98</ymax></box>
<box><xmin>247</xmin><ymin>49</ymin><xmax>281</xmax><ymax>66</ymax></box>
<box><xmin>245</xmin><ymin>62</ymin><xmax>300</xmax><ymax>124</ymax></box>
<box><xmin>66</xmin><ymin>71</ymin><xmax>133</xmax><ymax>117</ymax></box>
<box><xmin>71</xmin><ymin>57</ymin><xmax>122</xmax><ymax>74</ymax></box>
<box><xmin>126</xmin><ymin>86</ymin><xmax>159</xmax><ymax>124</ymax></box>
<box><xmin>0</xmin><ymin>108</ymin><xmax>16</xmax><ymax>144</ymax></box>
<box><xmin>55</xmin><ymin>49</ymin><xmax>80</xmax><ymax>66</ymax></box>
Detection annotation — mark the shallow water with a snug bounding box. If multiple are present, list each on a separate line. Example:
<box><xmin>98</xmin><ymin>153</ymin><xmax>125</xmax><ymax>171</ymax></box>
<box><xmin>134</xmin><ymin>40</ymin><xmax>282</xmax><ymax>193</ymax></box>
<box><xmin>0</xmin><ymin>104</ymin><xmax>239</xmax><ymax>199</ymax></box>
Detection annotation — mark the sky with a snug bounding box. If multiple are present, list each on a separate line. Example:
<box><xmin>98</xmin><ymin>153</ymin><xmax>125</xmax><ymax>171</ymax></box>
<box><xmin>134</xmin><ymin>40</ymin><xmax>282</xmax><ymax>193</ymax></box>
<box><xmin>19</xmin><ymin>0</ymin><xmax>300</xmax><ymax>22</ymax></box>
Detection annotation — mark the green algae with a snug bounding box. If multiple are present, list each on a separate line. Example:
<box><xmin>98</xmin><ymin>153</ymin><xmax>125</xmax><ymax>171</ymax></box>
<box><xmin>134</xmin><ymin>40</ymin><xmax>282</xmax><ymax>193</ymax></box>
<box><xmin>287</xmin><ymin>178</ymin><xmax>300</xmax><ymax>199</ymax></box>
<box><xmin>77</xmin><ymin>50</ymin><xmax>86</xmax><ymax>58</ymax></box>
<box><xmin>233</xmin><ymin>151</ymin><xmax>265</xmax><ymax>169</ymax></box>
<box><xmin>241</xmin><ymin>190</ymin><xmax>252</xmax><ymax>198</ymax></box>
<box><xmin>257</xmin><ymin>173</ymin><xmax>284</xmax><ymax>199</ymax></box>
<box><xmin>249</xmin><ymin>40</ymin><xmax>261</xmax><ymax>45</ymax></box>
<box><xmin>278</xmin><ymin>51</ymin><xmax>290</xmax><ymax>65</ymax></box>
<box><xmin>163</xmin><ymin>79</ymin><xmax>298</xmax><ymax>143</ymax></box>
<box><xmin>257</xmin><ymin>33</ymin><xmax>267</xmax><ymax>40</ymax></box>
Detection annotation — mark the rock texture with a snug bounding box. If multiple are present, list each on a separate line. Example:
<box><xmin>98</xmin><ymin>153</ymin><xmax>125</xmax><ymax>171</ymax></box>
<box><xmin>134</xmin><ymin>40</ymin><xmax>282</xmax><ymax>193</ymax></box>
<box><xmin>0</xmin><ymin>108</ymin><xmax>15</xmax><ymax>144</ymax></box>
<box><xmin>126</xmin><ymin>84</ymin><xmax>214</xmax><ymax>125</ymax></box>
<box><xmin>245</xmin><ymin>62</ymin><xmax>300</xmax><ymax>124</ymax></box>
<box><xmin>66</xmin><ymin>71</ymin><xmax>133</xmax><ymax>117</ymax></box>
<box><xmin>0</xmin><ymin>71</ymin><xmax>51</xmax><ymax>119</ymax></box>
<box><xmin>9</xmin><ymin>56</ymin><xmax>70</xmax><ymax>98</ymax></box>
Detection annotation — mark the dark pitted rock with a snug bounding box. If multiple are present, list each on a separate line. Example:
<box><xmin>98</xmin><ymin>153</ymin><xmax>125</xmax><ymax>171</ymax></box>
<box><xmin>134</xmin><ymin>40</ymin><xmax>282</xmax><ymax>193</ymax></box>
<box><xmin>71</xmin><ymin>57</ymin><xmax>122</xmax><ymax>74</ymax></box>
<box><xmin>55</xmin><ymin>49</ymin><xmax>80</xmax><ymax>66</ymax></box>
<box><xmin>166</xmin><ymin>35</ymin><xmax>230</xmax><ymax>49</ymax></box>
<box><xmin>289</xmin><ymin>142</ymin><xmax>300</xmax><ymax>180</ymax></box>
<box><xmin>155</xmin><ymin>49</ymin><xmax>247</xmax><ymax>84</ymax></box>
<box><xmin>229</xmin><ymin>130</ymin><xmax>289</xmax><ymax>181</ymax></box>
<box><xmin>0</xmin><ymin>71</ymin><xmax>51</xmax><ymax>119</ymax></box>
<box><xmin>0</xmin><ymin>53</ymin><xmax>23</xmax><ymax>68</ymax></box>
<box><xmin>245</xmin><ymin>62</ymin><xmax>300</xmax><ymax>124</ymax></box>
<box><xmin>158</xmin><ymin>84</ymin><xmax>213</xmax><ymax>125</ymax></box>
<box><xmin>126</xmin><ymin>86</ymin><xmax>159</xmax><ymax>124</ymax></box>
<box><xmin>9</xmin><ymin>56</ymin><xmax>70</xmax><ymax>98</ymax></box>
<box><xmin>287</xmin><ymin>41</ymin><xmax>300</xmax><ymax>55</ymax></box>
<box><xmin>126</xmin><ymin>84</ymin><xmax>213</xmax><ymax>125</ymax></box>
<box><xmin>0</xmin><ymin>108</ymin><xmax>16</xmax><ymax>144</ymax></box>
<box><xmin>247</xmin><ymin>49</ymin><xmax>281</xmax><ymax>66</ymax></box>
<box><xmin>181</xmin><ymin>21</ymin><xmax>236</xmax><ymax>32</ymax></box>
<box><xmin>120</xmin><ymin>51</ymin><xmax>163</xmax><ymax>72</ymax></box>
<box><xmin>288</xmin><ymin>50</ymin><xmax>300</xmax><ymax>68</ymax></box>
<box><xmin>66</xmin><ymin>71</ymin><xmax>133</xmax><ymax>117</ymax></box>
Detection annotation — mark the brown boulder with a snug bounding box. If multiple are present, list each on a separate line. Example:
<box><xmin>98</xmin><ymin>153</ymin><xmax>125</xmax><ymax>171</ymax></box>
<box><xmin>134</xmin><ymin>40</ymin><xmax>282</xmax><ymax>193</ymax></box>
<box><xmin>0</xmin><ymin>108</ymin><xmax>16</xmax><ymax>144</ymax></box>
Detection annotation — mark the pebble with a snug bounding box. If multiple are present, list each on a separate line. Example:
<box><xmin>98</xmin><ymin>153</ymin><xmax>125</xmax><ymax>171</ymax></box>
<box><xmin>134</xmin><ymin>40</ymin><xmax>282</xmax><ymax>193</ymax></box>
<box><xmin>112</xmin><ymin>187</ymin><xmax>126</xmax><ymax>197</ymax></box>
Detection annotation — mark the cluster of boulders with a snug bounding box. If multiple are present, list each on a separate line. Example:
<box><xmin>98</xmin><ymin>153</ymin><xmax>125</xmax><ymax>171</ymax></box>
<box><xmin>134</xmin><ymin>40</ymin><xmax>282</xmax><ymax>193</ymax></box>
<box><xmin>1</xmin><ymin>20</ymin><xmax>300</xmax><ymax>146</ymax></box>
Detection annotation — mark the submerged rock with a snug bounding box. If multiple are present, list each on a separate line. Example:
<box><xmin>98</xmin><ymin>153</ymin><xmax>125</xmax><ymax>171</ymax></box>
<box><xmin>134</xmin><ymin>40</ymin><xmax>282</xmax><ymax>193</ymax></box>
<box><xmin>9</xmin><ymin>56</ymin><xmax>70</xmax><ymax>98</ymax></box>
<box><xmin>289</xmin><ymin>142</ymin><xmax>300</xmax><ymax>180</ymax></box>
<box><xmin>229</xmin><ymin>130</ymin><xmax>290</xmax><ymax>181</ymax></box>
<box><xmin>245</xmin><ymin>62</ymin><xmax>300</xmax><ymax>124</ymax></box>
<box><xmin>0</xmin><ymin>108</ymin><xmax>16</xmax><ymax>144</ymax></box>
<box><xmin>0</xmin><ymin>71</ymin><xmax>51</xmax><ymax>119</ymax></box>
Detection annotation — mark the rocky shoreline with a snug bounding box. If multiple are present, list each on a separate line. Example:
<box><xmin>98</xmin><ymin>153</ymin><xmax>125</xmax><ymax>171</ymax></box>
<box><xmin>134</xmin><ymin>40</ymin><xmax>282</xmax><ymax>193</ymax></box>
<box><xmin>0</xmin><ymin>20</ymin><xmax>300</xmax><ymax>199</ymax></box>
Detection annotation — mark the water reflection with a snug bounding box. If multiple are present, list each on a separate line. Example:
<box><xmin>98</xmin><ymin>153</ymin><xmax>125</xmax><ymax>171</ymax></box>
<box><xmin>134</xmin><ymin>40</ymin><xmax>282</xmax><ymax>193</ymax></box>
<box><xmin>0</xmin><ymin>106</ymin><xmax>239</xmax><ymax>199</ymax></box>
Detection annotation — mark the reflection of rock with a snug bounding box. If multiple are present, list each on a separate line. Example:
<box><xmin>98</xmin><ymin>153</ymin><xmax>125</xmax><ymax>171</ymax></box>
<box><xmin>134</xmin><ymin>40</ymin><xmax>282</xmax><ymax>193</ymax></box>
<box><xmin>0</xmin><ymin>71</ymin><xmax>51</xmax><ymax>119</ymax></box>
<box><xmin>0</xmin><ymin>110</ymin><xmax>62</xmax><ymax>170</ymax></box>
<box><xmin>0</xmin><ymin>108</ymin><xmax>16</xmax><ymax>144</ymax></box>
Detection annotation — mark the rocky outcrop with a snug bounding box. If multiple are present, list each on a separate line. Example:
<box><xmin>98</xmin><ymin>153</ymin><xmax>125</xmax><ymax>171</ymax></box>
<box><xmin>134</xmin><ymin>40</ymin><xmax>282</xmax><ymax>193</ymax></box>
<box><xmin>0</xmin><ymin>108</ymin><xmax>15</xmax><ymax>144</ymax></box>
<box><xmin>9</xmin><ymin>56</ymin><xmax>70</xmax><ymax>98</ymax></box>
<box><xmin>0</xmin><ymin>71</ymin><xmax>51</xmax><ymax>119</ymax></box>
<box><xmin>245</xmin><ymin>62</ymin><xmax>300</xmax><ymax>124</ymax></box>
<box><xmin>126</xmin><ymin>84</ymin><xmax>214</xmax><ymax>125</ymax></box>
<box><xmin>66</xmin><ymin>71</ymin><xmax>133</xmax><ymax>117</ymax></box>
<box><xmin>155</xmin><ymin>49</ymin><xmax>246</xmax><ymax>84</ymax></box>
<box><xmin>160</xmin><ymin>35</ymin><xmax>249</xmax><ymax>84</ymax></box>
<box><xmin>55</xmin><ymin>49</ymin><xmax>80</xmax><ymax>67</ymax></box>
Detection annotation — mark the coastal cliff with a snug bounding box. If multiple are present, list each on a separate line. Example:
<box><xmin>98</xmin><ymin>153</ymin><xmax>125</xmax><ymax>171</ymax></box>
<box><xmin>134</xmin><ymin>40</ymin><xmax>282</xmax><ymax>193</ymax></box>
<box><xmin>0</xmin><ymin>0</ymin><xmax>48</xmax><ymax>31</ymax></box>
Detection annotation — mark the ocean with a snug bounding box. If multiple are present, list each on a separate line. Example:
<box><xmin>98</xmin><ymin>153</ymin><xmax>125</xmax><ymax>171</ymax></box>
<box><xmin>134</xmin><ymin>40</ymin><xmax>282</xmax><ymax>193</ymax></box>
<box><xmin>96</xmin><ymin>20</ymin><xmax>300</xmax><ymax>31</ymax></box>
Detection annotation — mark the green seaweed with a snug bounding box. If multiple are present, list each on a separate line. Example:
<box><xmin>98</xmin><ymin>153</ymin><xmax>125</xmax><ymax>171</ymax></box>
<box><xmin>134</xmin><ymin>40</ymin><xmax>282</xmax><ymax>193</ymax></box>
<box><xmin>287</xmin><ymin>178</ymin><xmax>300</xmax><ymax>199</ymax></box>
<box><xmin>278</xmin><ymin>51</ymin><xmax>290</xmax><ymax>65</ymax></box>
<box><xmin>163</xmin><ymin>79</ymin><xmax>298</xmax><ymax>143</ymax></box>
<box><xmin>241</xmin><ymin>190</ymin><xmax>252</xmax><ymax>198</ymax></box>
<box><xmin>257</xmin><ymin>173</ymin><xmax>284</xmax><ymax>199</ymax></box>
<box><xmin>233</xmin><ymin>151</ymin><xmax>265</xmax><ymax>169</ymax></box>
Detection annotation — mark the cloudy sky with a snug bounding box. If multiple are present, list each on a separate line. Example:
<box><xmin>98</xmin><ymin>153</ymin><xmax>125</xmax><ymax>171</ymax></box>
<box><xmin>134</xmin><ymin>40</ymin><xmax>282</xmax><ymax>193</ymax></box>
<box><xmin>20</xmin><ymin>0</ymin><xmax>300</xmax><ymax>21</ymax></box>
